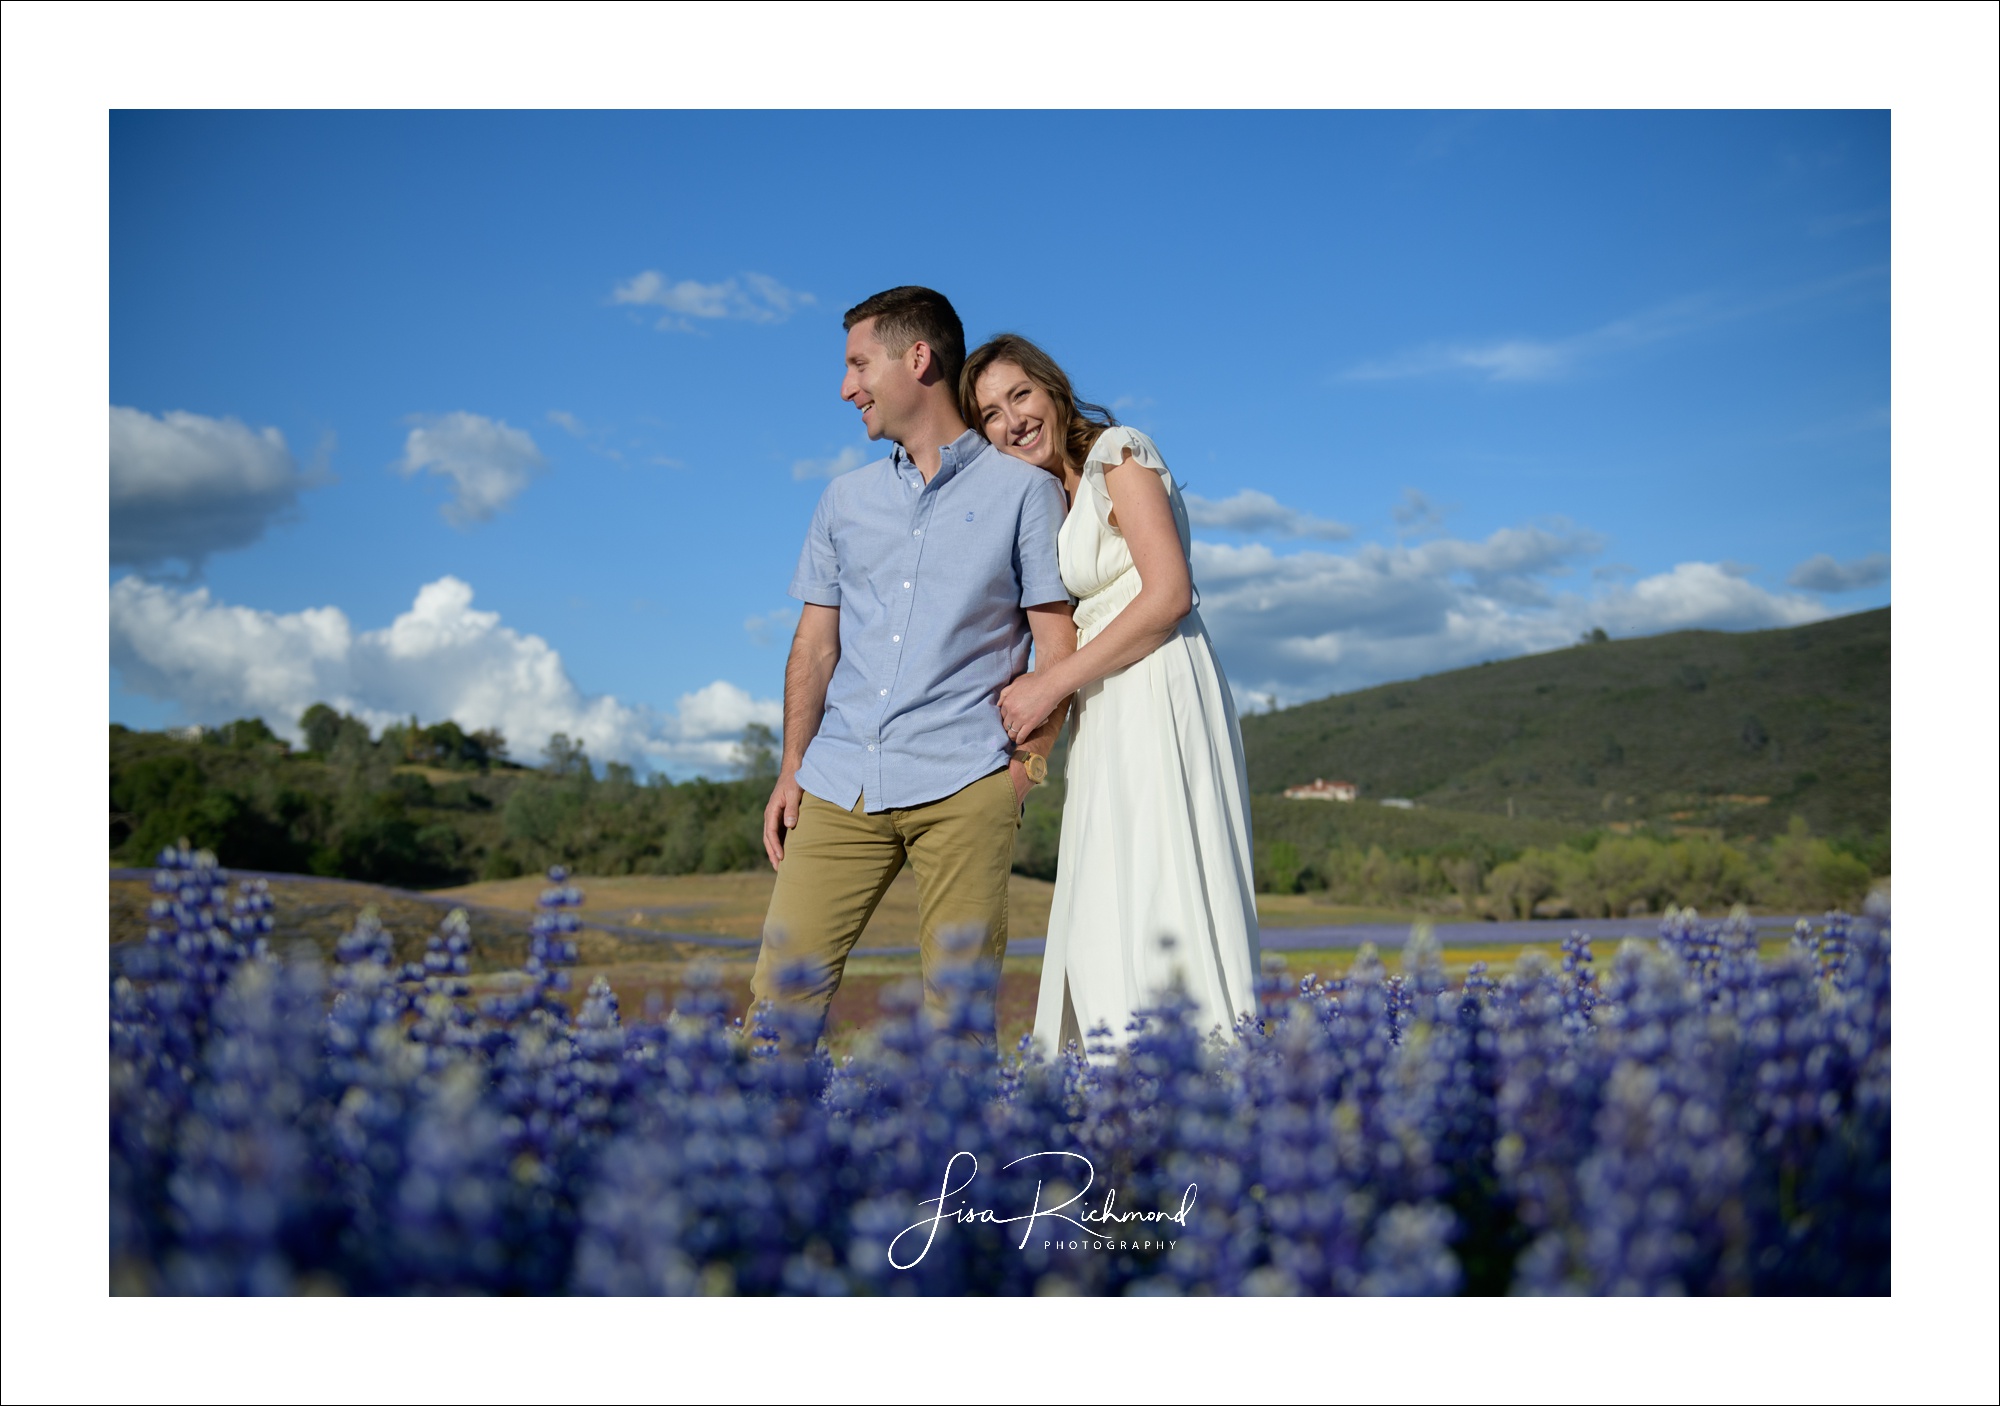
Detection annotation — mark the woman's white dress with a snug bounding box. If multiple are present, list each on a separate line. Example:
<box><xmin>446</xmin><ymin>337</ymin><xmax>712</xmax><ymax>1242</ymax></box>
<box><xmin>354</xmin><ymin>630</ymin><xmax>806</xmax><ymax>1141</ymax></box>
<box><xmin>1032</xmin><ymin>426</ymin><xmax>1261</xmax><ymax>1055</ymax></box>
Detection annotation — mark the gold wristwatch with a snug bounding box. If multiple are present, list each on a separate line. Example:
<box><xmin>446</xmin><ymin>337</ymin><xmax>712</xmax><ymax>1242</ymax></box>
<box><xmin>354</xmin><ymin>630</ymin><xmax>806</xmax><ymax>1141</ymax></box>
<box><xmin>1011</xmin><ymin>749</ymin><xmax>1048</xmax><ymax>785</ymax></box>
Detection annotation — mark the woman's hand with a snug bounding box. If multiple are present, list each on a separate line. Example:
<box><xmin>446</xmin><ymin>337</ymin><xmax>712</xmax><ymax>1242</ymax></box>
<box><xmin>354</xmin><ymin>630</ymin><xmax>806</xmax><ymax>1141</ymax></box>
<box><xmin>999</xmin><ymin>671</ymin><xmax>1061</xmax><ymax>744</ymax></box>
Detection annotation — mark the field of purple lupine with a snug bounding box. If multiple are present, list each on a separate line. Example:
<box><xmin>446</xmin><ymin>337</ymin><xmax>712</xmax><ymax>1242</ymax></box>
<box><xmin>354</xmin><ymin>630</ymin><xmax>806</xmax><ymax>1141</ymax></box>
<box><xmin>111</xmin><ymin>848</ymin><xmax>1888</xmax><ymax>1295</ymax></box>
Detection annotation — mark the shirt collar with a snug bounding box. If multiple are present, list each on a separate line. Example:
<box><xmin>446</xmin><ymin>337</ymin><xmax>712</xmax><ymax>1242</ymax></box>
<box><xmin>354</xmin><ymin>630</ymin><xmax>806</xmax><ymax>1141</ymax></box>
<box><xmin>891</xmin><ymin>428</ymin><xmax>988</xmax><ymax>487</ymax></box>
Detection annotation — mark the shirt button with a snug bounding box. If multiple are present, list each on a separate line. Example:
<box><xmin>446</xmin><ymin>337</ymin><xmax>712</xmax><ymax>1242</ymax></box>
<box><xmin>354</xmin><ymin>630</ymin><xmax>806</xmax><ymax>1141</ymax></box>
<box><xmin>867</xmin><ymin>744</ymin><xmax>876</xmax><ymax>752</ymax></box>
<box><xmin>892</xmin><ymin>634</ymin><xmax>900</xmax><ymax>642</ymax></box>
<box><xmin>903</xmin><ymin>581</ymin><xmax>911</xmax><ymax>589</ymax></box>
<box><xmin>879</xmin><ymin>688</ymin><xmax>887</xmax><ymax>696</ymax></box>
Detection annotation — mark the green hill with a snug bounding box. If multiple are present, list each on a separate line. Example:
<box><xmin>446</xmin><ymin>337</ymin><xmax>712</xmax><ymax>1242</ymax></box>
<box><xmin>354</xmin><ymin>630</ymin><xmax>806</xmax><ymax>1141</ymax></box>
<box><xmin>1237</xmin><ymin>607</ymin><xmax>1888</xmax><ymax>846</ymax></box>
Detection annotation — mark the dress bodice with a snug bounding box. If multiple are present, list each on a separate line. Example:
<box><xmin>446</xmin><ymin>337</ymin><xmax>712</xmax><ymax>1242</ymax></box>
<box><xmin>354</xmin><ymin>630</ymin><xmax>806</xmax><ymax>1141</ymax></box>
<box><xmin>1057</xmin><ymin>426</ymin><xmax>1193</xmax><ymax>642</ymax></box>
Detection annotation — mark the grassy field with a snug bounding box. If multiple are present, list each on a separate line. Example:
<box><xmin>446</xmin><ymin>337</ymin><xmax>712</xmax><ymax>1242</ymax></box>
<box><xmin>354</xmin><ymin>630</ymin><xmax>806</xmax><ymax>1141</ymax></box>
<box><xmin>114</xmin><ymin>868</ymin><xmax>1760</xmax><ymax>1054</ymax></box>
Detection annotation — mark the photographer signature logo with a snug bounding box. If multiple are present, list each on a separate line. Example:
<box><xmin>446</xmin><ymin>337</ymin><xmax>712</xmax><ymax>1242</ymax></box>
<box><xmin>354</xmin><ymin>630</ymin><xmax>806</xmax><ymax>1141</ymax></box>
<box><xmin>888</xmin><ymin>1150</ymin><xmax>1198</xmax><ymax>1269</ymax></box>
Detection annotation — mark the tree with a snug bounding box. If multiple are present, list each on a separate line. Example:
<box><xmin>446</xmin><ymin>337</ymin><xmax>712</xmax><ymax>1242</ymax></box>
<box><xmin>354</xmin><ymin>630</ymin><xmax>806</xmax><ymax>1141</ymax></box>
<box><xmin>303</xmin><ymin>703</ymin><xmax>374</xmax><ymax>759</ymax></box>
<box><xmin>733</xmin><ymin>722</ymin><xmax>779</xmax><ymax>782</ymax></box>
<box><xmin>543</xmin><ymin>732</ymin><xmax>591</xmax><ymax>779</ymax></box>
<box><xmin>1441</xmin><ymin>855</ymin><xmax>1484</xmax><ymax>908</ymax></box>
<box><xmin>1765</xmin><ymin>815</ymin><xmax>1871</xmax><ymax>910</ymax></box>
<box><xmin>217</xmin><ymin>717</ymin><xmax>281</xmax><ymax>750</ymax></box>
<box><xmin>1487</xmin><ymin>852</ymin><xmax>1558</xmax><ymax>920</ymax></box>
<box><xmin>418</xmin><ymin>719</ymin><xmax>470</xmax><ymax>767</ymax></box>
<box><xmin>300</xmin><ymin>703</ymin><xmax>344</xmax><ymax>755</ymax></box>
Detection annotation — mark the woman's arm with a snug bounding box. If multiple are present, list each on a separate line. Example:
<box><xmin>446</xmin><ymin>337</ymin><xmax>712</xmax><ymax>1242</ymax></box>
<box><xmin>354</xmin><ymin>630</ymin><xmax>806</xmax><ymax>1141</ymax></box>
<box><xmin>998</xmin><ymin>449</ymin><xmax>1191</xmax><ymax>743</ymax></box>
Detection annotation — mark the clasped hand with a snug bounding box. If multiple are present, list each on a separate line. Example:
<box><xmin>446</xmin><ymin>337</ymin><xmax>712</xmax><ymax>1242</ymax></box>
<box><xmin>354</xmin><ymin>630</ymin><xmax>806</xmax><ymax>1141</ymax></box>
<box><xmin>998</xmin><ymin>671</ymin><xmax>1062</xmax><ymax>745</ymax></box>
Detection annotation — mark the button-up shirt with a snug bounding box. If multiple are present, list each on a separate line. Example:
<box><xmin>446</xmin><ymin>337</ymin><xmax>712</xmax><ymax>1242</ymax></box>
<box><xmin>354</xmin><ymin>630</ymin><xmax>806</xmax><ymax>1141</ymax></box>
<box><xmin>789</xmin><ymin>429</ymin><xmax>1069</xmax><ymax>812</ymax></box>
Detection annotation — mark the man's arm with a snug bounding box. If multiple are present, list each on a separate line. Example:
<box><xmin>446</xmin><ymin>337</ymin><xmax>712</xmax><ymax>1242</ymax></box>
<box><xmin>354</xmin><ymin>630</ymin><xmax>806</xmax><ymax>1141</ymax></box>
<box><xmin>764</xmin><ymin>602</ymin><xmax>841</xmax><ymax>869</ymax></box>
<box><xmin>1008</xmin><ymin>601</ymin><xmax>1077</xmax><ymax>805</ymax></box>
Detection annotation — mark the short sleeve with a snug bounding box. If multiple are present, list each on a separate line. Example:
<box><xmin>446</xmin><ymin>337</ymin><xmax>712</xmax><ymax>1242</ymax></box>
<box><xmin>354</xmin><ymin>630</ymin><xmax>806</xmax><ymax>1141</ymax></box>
<box><xmin>787</xmin><ymin>483</ymin><xmax>842</xmax><ymax>607</ymax></box>
<box><xmin>1081</xmin><ymin>426</ymin><xmax>1172</xmax><ymax>530</ymax></box>
<box><xmin>1014</xmin><ymin>469</ymin><xmax>1071</xmax><ymax>607</ymax></box>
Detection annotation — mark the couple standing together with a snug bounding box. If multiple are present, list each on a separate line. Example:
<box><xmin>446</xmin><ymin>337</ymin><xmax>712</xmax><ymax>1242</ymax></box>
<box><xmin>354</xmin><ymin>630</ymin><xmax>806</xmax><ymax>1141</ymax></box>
<box><xmin>748</xmin><ymin>285</ymin><xmax>1259</xmax><ymax>1055</ymax></box>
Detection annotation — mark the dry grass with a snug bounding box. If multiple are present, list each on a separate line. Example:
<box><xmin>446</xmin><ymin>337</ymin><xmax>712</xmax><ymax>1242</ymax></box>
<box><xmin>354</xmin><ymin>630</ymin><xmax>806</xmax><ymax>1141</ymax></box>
<box><xmin>122</xmin><ymin>869</ymin><xmax>1784</xmax><ymax>1058</ymax></box>
<box><xmin>1260</xmin><ymin>936</ymin><xmax>1806</xmax><ymax>984</ymax></box>
<box><xmin>435</xmin><ymin>869</ymin><xmax>1061</xmax><ymax>950</ymax></box>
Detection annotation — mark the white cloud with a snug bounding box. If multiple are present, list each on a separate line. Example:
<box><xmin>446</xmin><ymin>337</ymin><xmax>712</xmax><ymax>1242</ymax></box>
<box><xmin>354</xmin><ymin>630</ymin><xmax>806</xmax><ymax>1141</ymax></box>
<box><xmin>110</xmin><ymin>406</ymin><xmax>322</xmax><ymax>571</ymax></box>
<box><xmin>613</xmin><ymin>269</ymin><xmax>814</xmax><ymax>331</ymax></box>
<box><xmin>1339</xmin><ymin>266</ymin><xmax>1884</xmax><ymax>384</ymax></box>
<box><xmin>1188</xmin><ymin>523</ymin><xmax>1829</xmax><ymax>704</ymax></box>
<box><xmin>547</xmin><ymin>409</ymin><xmax>627</xmax><ymax>464</ymax></box>
<box><xmin>1339</xmin><ymin>300</ymin><xmax>1712</xmax><ymax>383</ymax></box>
<box><xmin>1590</xmin><ymin>561</ymin><xmax>1829</xmax><ymax>634</ymax></box>
<box><xmin>792</xmin><ymin>445</ymin><xmax>870</xmax><ymax>480</ymax></box>
<box><xmin>109</xmin><ymin>574</ymin><xmax>779</xmax><ymax>775</ymax></box>
<box><xmin>1390</xmin><ymin>487</ymin><xmax>1450</xmax><ymax>535</ymax></box>
<box><xmin>1809</xmin><ymin>207</ymin><xmax>1886</xmax><ymax>238</ymax></box>
<box><xmin>397</xmin><ymin>412</ymin><xmax>546</xmax><ymax>525</ymax></box>
<box><xmin>1183</xmin><ymin>488</ymin><xmax>1352</xmax><ymax>540</ymax></box>
<box><xmin>1787</xmin><ymin>552</ymin><xmax>1890</xmax><ymax>593</ymax></box>
<box><xmin>744</xmin><ymin>606</ymin><xmax>797</xmax><ymax>646</ymax></box>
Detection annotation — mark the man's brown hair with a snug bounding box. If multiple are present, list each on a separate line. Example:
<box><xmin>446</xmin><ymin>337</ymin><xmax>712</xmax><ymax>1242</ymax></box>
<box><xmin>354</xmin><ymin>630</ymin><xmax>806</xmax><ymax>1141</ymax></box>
<box><xmin>843</xmin><ymin>286</ymin><xmax>966</xmax><ymax>389</ymax></box>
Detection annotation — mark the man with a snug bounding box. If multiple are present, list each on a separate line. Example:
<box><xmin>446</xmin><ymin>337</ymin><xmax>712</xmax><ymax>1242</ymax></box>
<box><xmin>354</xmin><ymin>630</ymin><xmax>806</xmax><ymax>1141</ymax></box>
<box><xmin>749</xmin><ymin>285</ymin><xmax>1074</xmax><ymax>1049</ymax></box>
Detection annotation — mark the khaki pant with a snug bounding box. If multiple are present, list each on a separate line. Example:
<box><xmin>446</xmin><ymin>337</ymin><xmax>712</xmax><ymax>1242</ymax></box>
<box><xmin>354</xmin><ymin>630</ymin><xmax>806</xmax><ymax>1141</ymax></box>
<box><xmin>749</xmin><ymin>768</ymin><xmax>1017</xmax><ymax>1049</ymax></box>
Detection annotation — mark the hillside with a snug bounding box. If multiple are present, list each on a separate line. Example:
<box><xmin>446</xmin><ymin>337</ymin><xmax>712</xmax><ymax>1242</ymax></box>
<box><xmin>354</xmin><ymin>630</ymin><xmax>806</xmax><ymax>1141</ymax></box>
<box><xmin>1237</xmin><ymin>607</ymin><xmax>1888</xmax><ymax>845</ymax></box>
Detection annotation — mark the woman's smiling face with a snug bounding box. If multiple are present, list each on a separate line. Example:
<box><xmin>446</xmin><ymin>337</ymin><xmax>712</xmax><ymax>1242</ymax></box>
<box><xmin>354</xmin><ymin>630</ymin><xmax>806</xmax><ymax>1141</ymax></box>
<box><xmin>973</xmin><ymin>360</ymin><xmax>1063</xmax><ymax>471</ymax></box>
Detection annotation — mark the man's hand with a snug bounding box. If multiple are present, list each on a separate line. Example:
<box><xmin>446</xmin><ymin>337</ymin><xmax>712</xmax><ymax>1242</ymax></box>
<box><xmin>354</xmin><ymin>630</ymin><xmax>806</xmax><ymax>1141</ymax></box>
<box><xmin>765</xmin><ymin>604</ymin><xmax>841</xmax><ymax>871</ymax></box>
<box><xmin>1009</xmin><ymin>759</ymin><xmax>1034</xmax><ymax>809</ymax></box>
<box><xmin>763</xmin><ymin>770</ymin><xmax>806</xmax><ymax>870</ymax></box>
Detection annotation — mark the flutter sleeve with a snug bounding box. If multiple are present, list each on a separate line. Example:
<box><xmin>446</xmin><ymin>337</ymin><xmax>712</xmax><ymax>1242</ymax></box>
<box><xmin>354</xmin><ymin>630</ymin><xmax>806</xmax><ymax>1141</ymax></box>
<box><xmin>1080</xmin><ymin>426</ymin><xmax>1173</xmax><ymax>531</ymax></box>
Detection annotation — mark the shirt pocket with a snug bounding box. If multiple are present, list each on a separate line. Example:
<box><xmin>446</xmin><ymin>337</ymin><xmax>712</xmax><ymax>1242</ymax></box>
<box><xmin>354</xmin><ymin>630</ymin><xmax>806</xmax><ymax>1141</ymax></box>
<box><xmin>941</xmin><ymin>505</ymin><xmax>1018</xmax><ymax>605</ymax></box>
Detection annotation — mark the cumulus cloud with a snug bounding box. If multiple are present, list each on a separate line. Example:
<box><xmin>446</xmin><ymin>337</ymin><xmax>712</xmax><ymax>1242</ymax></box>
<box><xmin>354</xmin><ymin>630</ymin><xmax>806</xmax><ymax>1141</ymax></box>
<box><xmin>792</xmin><ymin>445</ymin><xmax>870</xmax><ymax>480</ymax></box>
<box><xmin>110</xmin><ymin>406</ymin><xmax>323</xmax><ymax>572</ymax></box>
<box><xmin>1787</xmin><ymin>552</ymin><xmax>1890</xmax><ymax>593</ymax></box>
<box><xmin>1189</xmin><ymin>523</ymin><xmax>1829</xmax><ymax>704</ymax></box>
<box><xmin>109</xmin><ymin>574</ymin><xmax>779</xmax><ymax>775</ymax></box>
<box><xmin>1183</xmin><ymin>489</ymin><xmax>1352</xmax><ymax>540</ymax></box>
<box><xmin>397</xmin><ymin>412</ymin><xmax>546</xmax><ymax>525</ymax></box>
<box><xmin>613</xmin><ymin>270</ymin><xmax>814</xmax><ymax>331</ymax></box>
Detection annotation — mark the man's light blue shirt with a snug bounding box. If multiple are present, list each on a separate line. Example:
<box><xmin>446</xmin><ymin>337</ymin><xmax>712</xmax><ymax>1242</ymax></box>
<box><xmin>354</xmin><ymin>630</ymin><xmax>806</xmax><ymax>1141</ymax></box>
<box><xmin>789</xmin><ymin>429</ymin><xmax>1070</xmax><ymax>812</ymax></box>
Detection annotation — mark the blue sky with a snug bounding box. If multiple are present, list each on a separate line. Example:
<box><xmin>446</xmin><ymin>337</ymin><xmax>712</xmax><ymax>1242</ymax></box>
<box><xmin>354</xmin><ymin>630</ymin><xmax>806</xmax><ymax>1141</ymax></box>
<box><xmin>109</xmin><ymin>110</ymin><xmax>1890</xmax><ymax>775</ymax></box>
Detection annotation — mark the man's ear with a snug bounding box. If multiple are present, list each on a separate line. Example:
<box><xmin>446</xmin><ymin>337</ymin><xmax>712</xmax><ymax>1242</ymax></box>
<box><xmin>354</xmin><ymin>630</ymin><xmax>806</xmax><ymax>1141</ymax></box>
<box><xmin>908</xmin><ymin>339</ymin><xmax>938</xmax><ymax>383</ymax></box>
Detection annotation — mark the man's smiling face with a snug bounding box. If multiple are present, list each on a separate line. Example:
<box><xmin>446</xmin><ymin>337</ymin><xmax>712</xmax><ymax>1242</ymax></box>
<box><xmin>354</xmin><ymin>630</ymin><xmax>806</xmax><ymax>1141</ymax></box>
<box><xmin>841</xmin><ymin>317</ymin><xmax>923</xmax><ymax>445</ymax></box>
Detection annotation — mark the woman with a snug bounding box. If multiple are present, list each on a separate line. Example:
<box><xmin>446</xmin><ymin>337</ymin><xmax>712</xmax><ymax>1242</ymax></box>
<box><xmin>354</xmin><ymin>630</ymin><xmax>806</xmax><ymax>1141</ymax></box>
<box><xmin>960</xmin><ymin>334</ymin><xmax>1260</xmax><ymax>1055</ymax></box>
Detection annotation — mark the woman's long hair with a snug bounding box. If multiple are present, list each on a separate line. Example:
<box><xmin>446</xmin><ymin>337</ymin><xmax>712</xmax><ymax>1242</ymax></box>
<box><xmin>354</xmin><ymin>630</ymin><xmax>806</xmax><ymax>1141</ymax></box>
<box><xmin>959</xmin><ymin>333</ymin><xmax>1117</xmax><ymax>480</ymax></box>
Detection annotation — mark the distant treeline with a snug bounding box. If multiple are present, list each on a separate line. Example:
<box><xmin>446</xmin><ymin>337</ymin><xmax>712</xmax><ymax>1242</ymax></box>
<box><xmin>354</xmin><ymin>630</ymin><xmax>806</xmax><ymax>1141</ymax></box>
<box><xmin>113</xmin><ymin>698</ymin><xmax>1883</xmax><ymax>909</ymax></box>
<box><xmin>1252</xmin><ymin>812</ymin><xmax>1881</xmax><ymax>916</ymax></box>
<box><xmin>111</xmin><ymin>709</ymin><xmax>1064</xmax><ymax>888</ymax></box>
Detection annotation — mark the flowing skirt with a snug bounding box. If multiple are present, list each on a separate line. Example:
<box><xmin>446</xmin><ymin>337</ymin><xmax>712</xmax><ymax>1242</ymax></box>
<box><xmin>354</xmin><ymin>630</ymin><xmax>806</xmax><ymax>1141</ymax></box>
<box><xmin>1032</xmin><ymin>610</ymin><xmax>1261</xmax><ymax>1055</ymax></box>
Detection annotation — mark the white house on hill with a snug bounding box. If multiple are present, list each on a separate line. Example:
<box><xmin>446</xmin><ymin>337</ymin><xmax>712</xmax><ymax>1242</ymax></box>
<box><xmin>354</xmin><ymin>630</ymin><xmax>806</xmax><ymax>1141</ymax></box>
<box><xmin>1283</xmin><ymin>777</ymin><xmax>1357</xmax><ymax>802</ymax></box>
